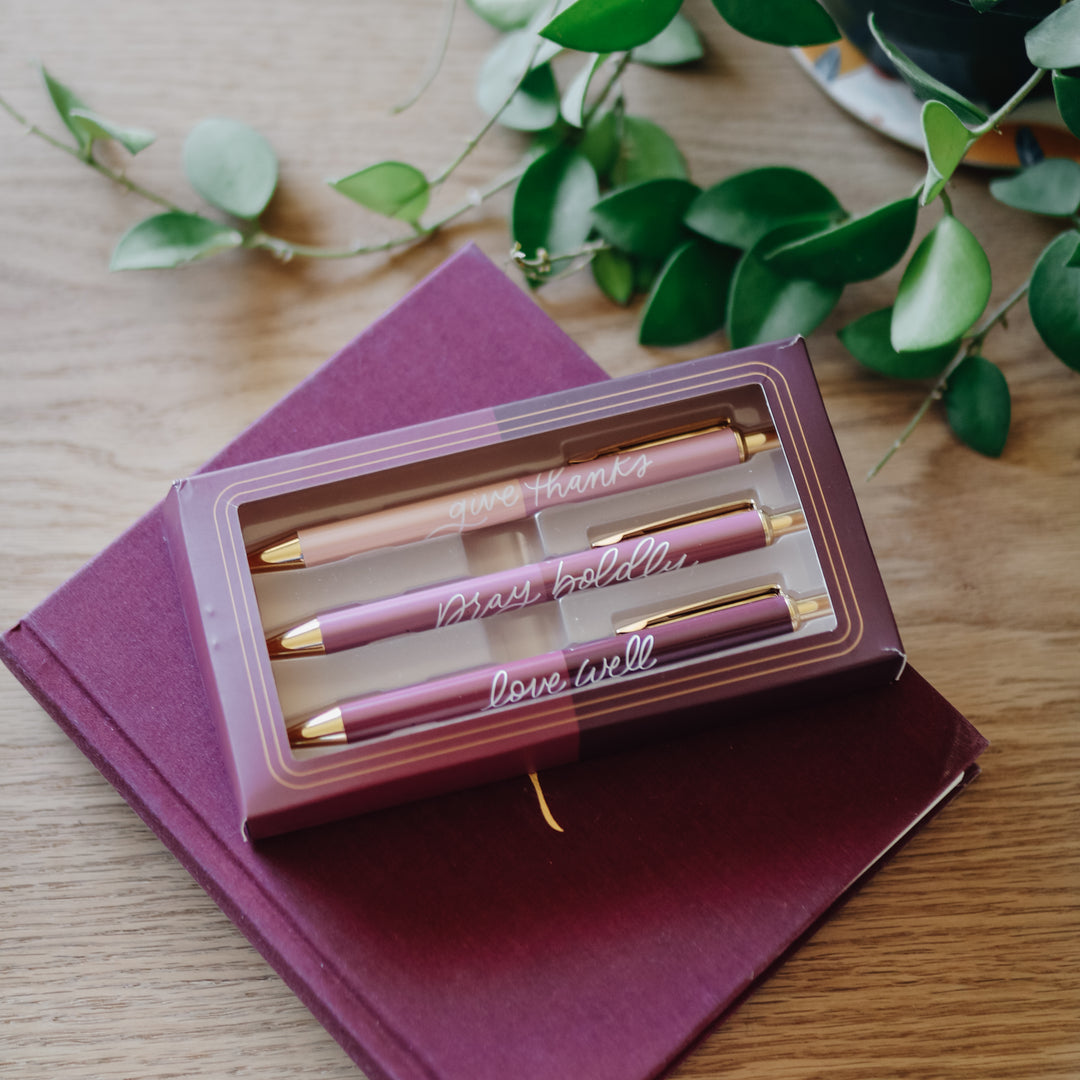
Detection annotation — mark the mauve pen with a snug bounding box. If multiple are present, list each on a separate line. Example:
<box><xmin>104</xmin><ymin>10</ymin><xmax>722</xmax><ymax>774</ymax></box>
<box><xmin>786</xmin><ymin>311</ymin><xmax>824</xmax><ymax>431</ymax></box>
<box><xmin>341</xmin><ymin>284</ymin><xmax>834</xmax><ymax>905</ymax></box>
<box><xmin>265</xmin><ymin>503</ymin><xmax>806</xmax><ymax>657</ymax></box>
<box><xmin>287</xmin><ymin>587</ymin><xmax>830</xmax><ymax>748</ymax></box>
<box><xmin>248</xmin><ymin>422</ymin><xmax>778</xmax><ymax>572</ymax></box>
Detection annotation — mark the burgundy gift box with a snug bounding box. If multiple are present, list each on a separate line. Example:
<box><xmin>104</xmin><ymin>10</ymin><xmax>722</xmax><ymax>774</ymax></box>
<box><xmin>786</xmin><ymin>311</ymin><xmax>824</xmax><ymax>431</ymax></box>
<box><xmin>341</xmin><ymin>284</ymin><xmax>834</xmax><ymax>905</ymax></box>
<box><xmin>164</xmin><ymin>331</ymin><xmax>907</xmax><ymax>838</ymax></box>
<box><xmin>1</xmin><ymin>246</ymin><xmax>986</xmax><ymax>1080</ymax></box>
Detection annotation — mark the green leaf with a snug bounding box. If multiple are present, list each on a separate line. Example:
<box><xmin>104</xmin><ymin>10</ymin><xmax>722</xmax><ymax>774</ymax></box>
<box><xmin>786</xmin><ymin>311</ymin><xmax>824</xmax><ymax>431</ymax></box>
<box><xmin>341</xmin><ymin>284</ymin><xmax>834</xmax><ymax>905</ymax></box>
<box><xmin>1029</xmin><ymin>231</ymin><xmax>1080</xmax><ymax>370</ymax></box>
<box><xmin>611</xmin><ymin>115</ymin><xmax>688</xmax><ymax>186</ymax></box>
<box><xmin>685</xmin><ymin>166</ymin><xmax>842</xmax><ymax>250</ymax></box>
<box><xmin>631</xmin><ymin>13</ymin><xmax>704</xmax><ymax>66</ymax></box>
<box><xmin>329</xmin><ymin>161</ymin><xmax>430</xmax><ymax>224</ymax></box>
<box><xmin>476</xmin><ymin>31</ymin><xmax>561</xmax><ymax>132</ymax></box>
<box><xmin>466</xmin><ymin>0</ymin><xmax>547</xmax><ymax>31</ymax></box>
<box><xmin>969</xmin><ymin>0</ymin><xmax>1005</xmax><ymax>11</ymax></box>
<box><xmin>944</xmin><ymin>355</ymin><xmax>1011</xmax><ymax>457</ymax></box>
<box><xmin>182</xmin><ymin>118</ymin><xmax>278</xmax><ymax>220</ymax></box>
<box><xmin>580</xmin><ymin>106</ymin><xmax>620</xmax><ymax>179</ymax></box>
<box><xmin>561</xmin><ymin>53</ymin><xmax>607</xmax><ymax>127</ymax></box>
<box><xmin>591</xmin><ymin>178</ymin><xmax>700</xmax><ymax>261</ymax></box>
<box><xmin>838</xmin><ymin>307</ymin><xmax>957</xmax><ymax>379</ymax></box>
<box><xmin>40</xmin><ymin>65</ymin><xmax>94</xmax><ymax>154</ymax></box>
<box><xmin>1052</xmin><ymin>71</ymin><xmax>1080</xmax><ymax>140</ymax></box>
<box><xmin>868</xmin><ymin>13</ymin><xmax>988</xmax><ymax>126</ymax></box>
<box><xmin>920</xmin><ymin>100</ymin><xmax>974</xmax><ymax>205</ymax></box>
<box><xmin>512</xmin><ymin>144</ymin><xmax>599</xmax><ymax>264</ymax></box>
<box><xmin>710</xmin><ymin>0</ymin><xmax>839</xmax><ymax>46</ymax></box>
<box><xmin>764</xmin><ymin>195</ymin><xmax>918</xmax><ymax>284</ymax></box>
<box><xmin>541</xmin><ymin>0</ymin><xmax>682</xmax><ymax>53</ymax></box>
<box><xmin>892</xmin><ymin>215</ymin><xmax>991</xmax><ymax>352</ymax></box>
<box><xmin>989</xmin><ymin>158</ymin><xmax>1080</xmax><ymax>218</ymax></box>
<box><xmin>639</xmin><ymin>239</ymin><xmax>740</xmax><ymax>346</ymax></box>
<box><xmin>1026</xmin><ymin>0</ymin><xmax>1080</xmax><ymax>69</ymax></box>
<box><xmin>67</xmin><ymin>107</ymin><xmax>155</xmax><ymax>155</ymax></box>
<box><xmin>727</xmin><ymin>222</ymin><xmax>844</xmax><ymax>349</ymax></box>
<box><xmin>109</xmin><ymin>212</ymin><xmax>243</xmax><ymax>270</ymax></box>
<box><xmin>634</xmin><ymin>256</ymin><xmax>663</xmax><ymax>294</ymax></box>
<box><xmin>592</xmin><ymin>247</ymin><xmax>636</xmax><ymax>305</ymax></box>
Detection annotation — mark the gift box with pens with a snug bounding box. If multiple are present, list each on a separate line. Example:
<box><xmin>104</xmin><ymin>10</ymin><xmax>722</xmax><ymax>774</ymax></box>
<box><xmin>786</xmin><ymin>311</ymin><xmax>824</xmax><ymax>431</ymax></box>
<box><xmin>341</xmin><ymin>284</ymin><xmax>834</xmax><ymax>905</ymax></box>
<box><xmin>165</xmin><ymin>335</ymin><xmax>906</xmax><ymax>839</ymax></box>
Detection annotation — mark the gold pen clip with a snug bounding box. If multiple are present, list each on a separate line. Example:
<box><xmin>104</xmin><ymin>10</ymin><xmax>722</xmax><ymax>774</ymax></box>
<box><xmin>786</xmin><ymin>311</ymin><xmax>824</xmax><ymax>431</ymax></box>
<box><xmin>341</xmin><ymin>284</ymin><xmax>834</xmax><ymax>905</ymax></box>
<box><xmin>615</xmin><ymin>586</ymin><xmax>830</xmax><ymax>634</ymax></box>
<box><xmin>567</xmin><ymin>420</ymin><xmax>780</xmax><ymax>464</ymax></box>
<box><xmin>591</xmin><ymin>502</ymin><xmax>806</xmax><ymax>548</ymax></box>
<box><xmin>567</xmin><ymin>419</ymin><xmax>731</xmax><ymax>463</ymax></box>
<box><xmin>591</xmin><ymin>500</ymin><xmax>757</xmax><ymax>547</ymax></box>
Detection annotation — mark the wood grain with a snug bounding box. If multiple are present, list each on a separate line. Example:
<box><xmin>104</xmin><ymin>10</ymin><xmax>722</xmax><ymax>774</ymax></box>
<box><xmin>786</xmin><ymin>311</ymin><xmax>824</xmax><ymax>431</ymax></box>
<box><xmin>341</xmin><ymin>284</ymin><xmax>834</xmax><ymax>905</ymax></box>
<box><xmin>2</xmin><ymin>2</ymin><xmax>1077</xmax><ymax>1078</ymax></box>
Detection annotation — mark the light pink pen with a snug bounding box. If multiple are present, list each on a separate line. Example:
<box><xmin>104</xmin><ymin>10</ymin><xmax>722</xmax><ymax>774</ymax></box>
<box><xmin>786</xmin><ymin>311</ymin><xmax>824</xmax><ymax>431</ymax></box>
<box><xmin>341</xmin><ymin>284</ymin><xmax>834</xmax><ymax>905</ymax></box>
<box><xmin>248</xmin><ymin>423</ymin><xmax>778</xmax><ymax>573</ymax></box>
<box><xmin>265</xmin><ymin>503</ymin><xmax>805</xmax><ymax>658</ymax></box>
<box><xmin>286</xmin><ymin>587</ymin><xmax>830</xmax><ymax>748</ymax></box>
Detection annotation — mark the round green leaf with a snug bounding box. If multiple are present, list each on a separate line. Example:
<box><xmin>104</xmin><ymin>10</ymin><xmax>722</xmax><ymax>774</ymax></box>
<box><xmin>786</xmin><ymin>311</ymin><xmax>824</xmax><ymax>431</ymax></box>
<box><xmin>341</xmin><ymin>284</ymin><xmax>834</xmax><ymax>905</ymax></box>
<box><xmin>710</xmin><ymin>0</ymin><xmax>839</xmax><ymax>46</ymax></box>
<box><xmin>639</xmin><ymin>240</ymin><xmax>740</xmax><ymax>346</ymax></box>
<box><xmin>110</xmin><ymin>212</ymin><xmax>243</xmax><ymax>270</ymax></box>
<box><xmin>592</xmin><ymin>247</ymin><xmax>635</xmax><ymax>305</ymax></box>
<box><xmin>944</xmin><ymin>355</ymin><xmax>1011</xmax><ymax>457</ymax></box>
<box><xmin>838</xmin><ymin>307</ymin><xmax>957</xmax><ymax>379</ymax></box>
<box><xmin>475</xmin><ymin>31</ymin><xmax>561</xmax><ymax>132</ymax></box>
<box><xmin>1026</xmin><ymin>0</ymin><xmax>1080</xmax><ymax>70</ymax></box>
<box><xmin>868</xmin><ymin>13</ymin><xmax>988</xmax><ymax>126</ymax></box>
<box><xmin>989</xmin><ymin>159</ymin><xmax>1080</xmax><ymax>218</ymax></box>
<box><xmin>920</xmin><ymin>100</ymin><xmax>974</xmax><ymax>205</ymax></box>
<box><xmin>727</xmin><ymin>223</ymin><xmax>844</xmax><ymax>349</ymax></box>
<box><xmin>466</xmin><ymin>0</ymin><xmax>547</xmax><ymax>31</ymax></box>
<box><xmin>541</xmin><ymin>0</ymin><xmax>682</xmax><ymax>52</ymax></box>
<box><xmin>591</xmin><ymin>178</ymin><xmax>700</xmax><ymax>261</ymax></box>
<box><xmin>892</xmin><ymin>215</ymin><xmax>991</xmax><ymax>352</ymax></box>
<box><xmin>329</xmin><ymin>161</ymin><xmax>430</xmax><ymax>224</ymax></box>
<box><xmin>512</xmin><ymin>145</ymin><xmax>599</xmax><ymax>263</ymax></box>
<box><xmin>183</xmin><ymin>118</ymin><xmax>278</xmax><ymax>220</ymax></box>
<box><xmin>67</xmin><ymin>107</ymin><xmax>155</xmax><ymax>155</ymax></box>
<box><xmin>685</xmin><ymin>167</ymin><xmax>842</xmax><ymax>250</ymax></box>
<box><xmin>765</xmin><ymin>196</ymin><xmax>918</xmax><ymax>284</ymax></box>
<box><xmin>561</xmin><ymin>53</ymin><xmax>607</xmax><ymax>128</ymax></box>
<box><xmin>630</xmin><ymin>13</ymin><xmax>704</xmax><ymax>66</ymax></box>
<box><xmin>611</xmin><ymin>115</ymin><xmax>688</xmax><ymax>186</ymax></box>
<box><xmin>1052</xmin><ymin>71</ymin><xmax>1080</xmax><ymax>140</ymax></box>
<box><xmin>1029</xmin><ymin>232</ymin><xmax>1080</xmax><ymax>370</ymax></box>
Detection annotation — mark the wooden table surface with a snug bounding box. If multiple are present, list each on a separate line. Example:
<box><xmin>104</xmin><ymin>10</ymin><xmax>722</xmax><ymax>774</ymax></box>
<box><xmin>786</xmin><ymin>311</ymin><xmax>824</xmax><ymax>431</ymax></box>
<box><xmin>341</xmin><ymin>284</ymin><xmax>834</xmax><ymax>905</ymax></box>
<box><xmin>3</xmin><ymin>2</ymin><xmax>1077</xmax><ymax>1077</ymax></box>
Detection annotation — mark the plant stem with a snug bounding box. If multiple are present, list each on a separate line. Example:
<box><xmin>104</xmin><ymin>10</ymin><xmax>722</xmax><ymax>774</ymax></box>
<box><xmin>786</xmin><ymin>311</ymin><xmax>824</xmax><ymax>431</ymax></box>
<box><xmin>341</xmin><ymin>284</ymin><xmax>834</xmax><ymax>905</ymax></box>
<box><xmin>868</xmin><ymin>279</ymin><xmax>1031</xmax><ymax>479</ymax></box>
<box><xmin>392</xmin><ymin>0</ymin><xmax>458</xmax><ymax>115</ymax></box>
<box><xmin>249</xmin><ymin>159</ymin><xmax>529</xmax><ymax>260</ymax></box>
<box><xmin>428</xmin><ymin>2</ymin><xmax>558</xmax><ymax>188</ymax></box>
<box><xmin>0</xmin><ymin>91</ymin><xmax>179</xmax><ymax>211</ymax></box>
<box><xmin>582</xmin><ymin>52</ymin><xmax>631</xmax><ymax>128</ymax></box>
<box><xmin>971</xmin><ymin>66</ymin><xmax>1047</xmax><ymax>137</ymax></box>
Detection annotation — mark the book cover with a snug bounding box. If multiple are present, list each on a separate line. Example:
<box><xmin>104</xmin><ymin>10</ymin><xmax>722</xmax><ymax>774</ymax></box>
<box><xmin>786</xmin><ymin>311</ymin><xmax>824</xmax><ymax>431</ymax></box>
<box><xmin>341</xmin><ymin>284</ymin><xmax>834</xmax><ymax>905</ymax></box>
<box><xmin>0</xmin><ymin>245</ymin><xmax>986</xmax><ymax>1080</ymax></box>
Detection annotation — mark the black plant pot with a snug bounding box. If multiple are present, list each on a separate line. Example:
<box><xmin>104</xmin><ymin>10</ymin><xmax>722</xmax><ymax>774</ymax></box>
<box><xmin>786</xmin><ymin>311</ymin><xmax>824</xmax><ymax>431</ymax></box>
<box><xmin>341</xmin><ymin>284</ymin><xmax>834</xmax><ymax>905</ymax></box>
<box><xmin>817</xmin><ymin>0</ymin><xmax>1059</xmax><ymax>109</ymax></box>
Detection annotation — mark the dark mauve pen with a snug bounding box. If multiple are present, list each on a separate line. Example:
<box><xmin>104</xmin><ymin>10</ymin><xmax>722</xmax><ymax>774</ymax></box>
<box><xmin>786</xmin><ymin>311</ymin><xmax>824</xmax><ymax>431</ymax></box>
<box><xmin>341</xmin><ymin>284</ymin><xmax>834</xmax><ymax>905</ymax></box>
<box><xmin>266</xmin><ymin>503</ymin><xmax>806</xmax><ymax>657</ymax></box>
<box><xmin>287</xmin><ymin>588</ymin><xmax>830</xmax><ymax>748</ymax></box>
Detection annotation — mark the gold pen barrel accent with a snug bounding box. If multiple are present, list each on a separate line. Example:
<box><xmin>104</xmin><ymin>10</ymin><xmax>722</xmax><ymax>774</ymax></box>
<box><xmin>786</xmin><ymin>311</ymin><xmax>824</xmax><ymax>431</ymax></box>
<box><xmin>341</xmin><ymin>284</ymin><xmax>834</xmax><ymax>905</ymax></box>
<box><xmin>762</xmin><ymin>508</ymin><xmax>806</xmax><ymax>544</ymax></box>
<box><xmin>787</xmin><ymin>594</ymin><xmax>831</xmax><ymax>627</ymax></box>
<box><xmin>736</xmin><ymin>428</ymin><xmax>780</xmax><ymax>459</ymax></box>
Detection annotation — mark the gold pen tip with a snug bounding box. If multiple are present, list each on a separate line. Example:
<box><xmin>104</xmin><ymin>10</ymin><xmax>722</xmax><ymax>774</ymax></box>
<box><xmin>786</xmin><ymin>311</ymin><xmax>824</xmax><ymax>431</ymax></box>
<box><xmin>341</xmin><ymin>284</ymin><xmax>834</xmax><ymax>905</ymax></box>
<box><xmin>266</xmin><ymin>619</ymin><xmax>326</xmax><ymax>659</ymax></box>
<box><xmin>287</xmin><ymin>706</ymin><xmax>346</xmax><ymax>747</ymax></box>
<box><xmin>248</xmin><ymin>534</ymin><xmax>305</xmax><ymax>574</ymax></box>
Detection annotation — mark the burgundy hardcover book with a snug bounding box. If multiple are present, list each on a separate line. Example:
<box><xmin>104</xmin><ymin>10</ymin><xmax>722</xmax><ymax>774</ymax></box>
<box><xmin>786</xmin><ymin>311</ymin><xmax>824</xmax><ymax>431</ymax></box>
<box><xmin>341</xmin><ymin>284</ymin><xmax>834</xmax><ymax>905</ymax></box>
<box><xmin>1</xmin><ymin>246</ymin><xmax>986</xmax><ymax>1080</ymax></box>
